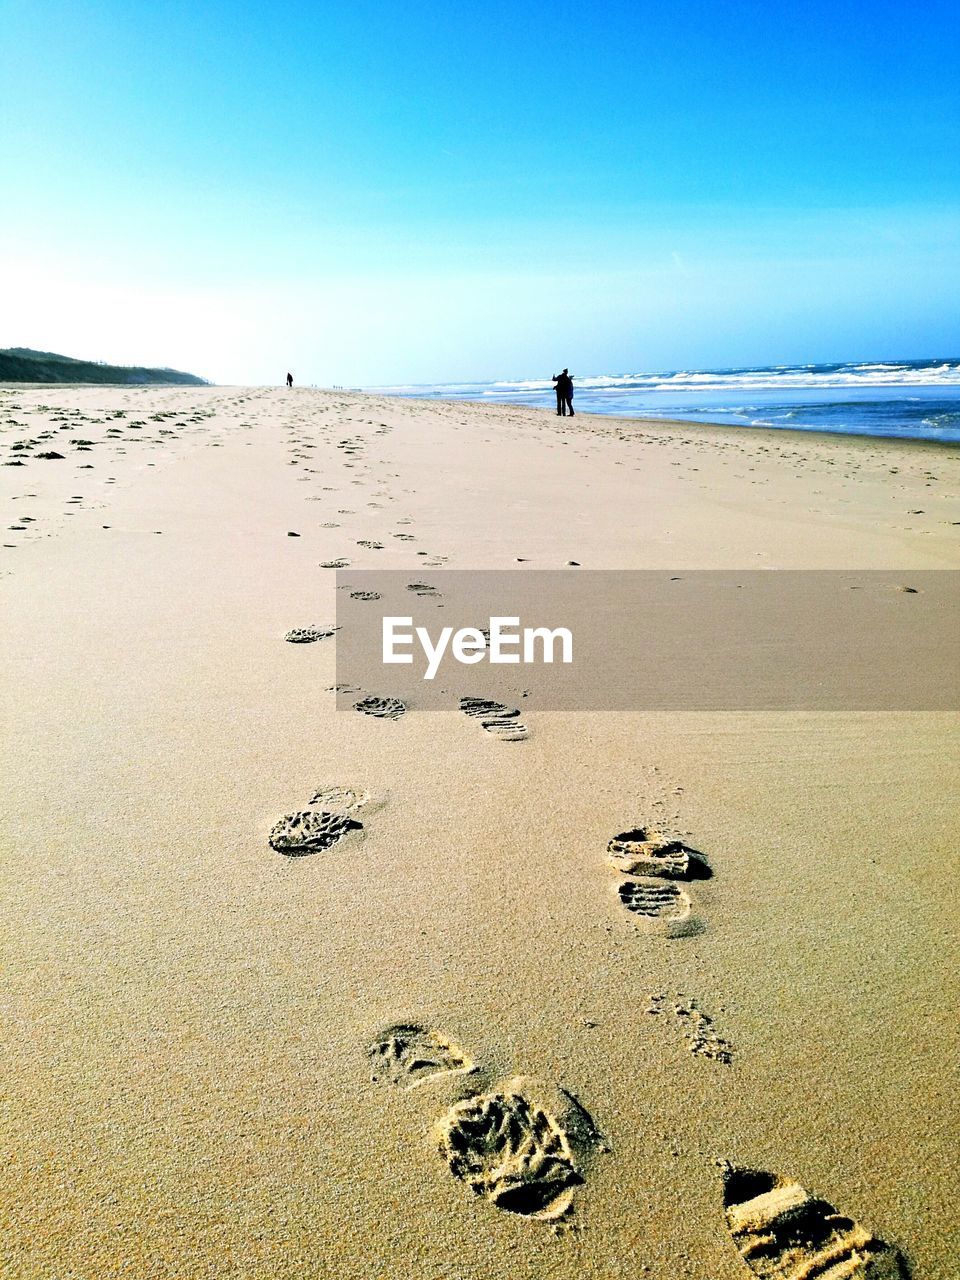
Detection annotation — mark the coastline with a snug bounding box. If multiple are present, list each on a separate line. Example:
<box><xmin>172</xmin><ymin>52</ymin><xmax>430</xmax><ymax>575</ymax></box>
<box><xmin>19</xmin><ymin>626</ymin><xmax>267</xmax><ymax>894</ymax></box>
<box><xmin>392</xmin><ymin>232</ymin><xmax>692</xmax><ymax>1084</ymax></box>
<box><xmin>1</xmin><ymin>384</ymin><xmax>958</xmax><ymax>1278</ymax></box>
<box><xmin>4</xmin><ymin>379</ymin><xmax>959</xmax><ymax>448</ymax></box>
<box><xmin>390</xmin><ymin>391</ymin><xmax>960</xmax><ymax>450</ymax></box>
<box><xmin>370</xmin><ymin>358</ymin><xmax>960</xmax><ymax>445</ymax></box>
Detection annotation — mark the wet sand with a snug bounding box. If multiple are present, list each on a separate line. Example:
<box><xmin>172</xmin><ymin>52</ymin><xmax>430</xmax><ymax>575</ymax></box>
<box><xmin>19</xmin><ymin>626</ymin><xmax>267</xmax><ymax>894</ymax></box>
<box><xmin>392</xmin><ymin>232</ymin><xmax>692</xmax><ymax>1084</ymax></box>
<box><xmin>1</xmin><ymin>384</ymin><xmax>958</xmax><ymax>1279</ymax></box>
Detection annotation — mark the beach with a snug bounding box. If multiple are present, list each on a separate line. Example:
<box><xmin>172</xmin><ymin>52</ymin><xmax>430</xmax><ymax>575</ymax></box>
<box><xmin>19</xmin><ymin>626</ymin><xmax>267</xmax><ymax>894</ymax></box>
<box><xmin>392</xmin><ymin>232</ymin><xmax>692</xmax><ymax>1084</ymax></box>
<box><xmin>1</xmin><ymin>384</ymin><xmax>958</xmax><ymax>1279</ymax></box>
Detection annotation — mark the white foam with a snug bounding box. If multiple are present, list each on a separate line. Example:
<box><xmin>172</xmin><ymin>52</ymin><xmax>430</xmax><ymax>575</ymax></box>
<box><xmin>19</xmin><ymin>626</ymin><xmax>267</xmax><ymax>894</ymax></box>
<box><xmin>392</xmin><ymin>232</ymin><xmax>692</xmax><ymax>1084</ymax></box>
<box><xmin>471</xmin><ymin>360</ymin><xmax>960</xmax><ymax>395</ymax></box>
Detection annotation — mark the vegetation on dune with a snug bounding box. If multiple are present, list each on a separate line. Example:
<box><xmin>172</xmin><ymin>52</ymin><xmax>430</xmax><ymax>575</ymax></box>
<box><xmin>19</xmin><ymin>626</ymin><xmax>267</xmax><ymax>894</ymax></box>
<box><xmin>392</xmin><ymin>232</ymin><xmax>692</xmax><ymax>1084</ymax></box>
<box><xmin>0</xmin><ymin>347</ymin><xmax>208</xmax><ymax>385</ymax></box>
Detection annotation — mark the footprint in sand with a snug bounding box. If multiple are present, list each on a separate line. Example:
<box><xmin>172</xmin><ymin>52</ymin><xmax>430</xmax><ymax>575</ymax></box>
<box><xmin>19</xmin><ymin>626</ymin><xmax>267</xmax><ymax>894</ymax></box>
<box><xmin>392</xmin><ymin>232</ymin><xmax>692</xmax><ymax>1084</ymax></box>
<box><xmin>269</xmin><ymin>809</ymin><xmax>363</xmax><ymax>856</ymax></box>
<box><xmin>459</xmin><ymin>696</ymin><xmax>529</xmax><ymax>742</ymax></box>
<box><xmin>720</xmin><ymin>1163</ymin><xmax>905</xmax><ymax>1279</ymax></box>
<box><xmin>407</xmin><ymin>580</ymin><xmax>440</xmax><ymax>598</ymax></box>
<box><xmin>368</xmin><ymin>1027</ymin><xmax>605</xmax><ymax>1222</ymax></box>
<box><xmin>617</xmin><ymin>878</ymin><xmax>696</xmax><ymax>935</ymax></box>
<box><xmin>284</xmin><ymin>624</ymin><xmax>339</xmax><ymax>643</ymax></box>
<box><xmin>368</xmin><ymin>1024</ymin><xmax>475</xmax><ymax>1089</ymax></box>
<box><xmin>357</xmin><ymin>539</ymin><xmax>384</xmax><ymax>549</ymax></box>
<box><xmin>607</xmin><ymin>827</ymin><xmax>711</xmax><ymax>880</ymax></box>
<box><xmin>320</xmin><ymin>557</ymin><xmax>350</xmax><ymax>569</ymax></box>
<box><xmin>645</xmin><ymin>993</ymin><xmax>732</xmax><ymax>1063</ymax></box>
<box><xmin>349</xmin><ymin>589</ymin><xmax>382</xmax><ymax>601</ymax></box>
<box><xmin>438</xmin><ymin>1078</ymin><xmax>604</xmax><ymax>1222</ymax></box>
<box><xmin>354</xmin><ymin>694</ymin><xmax>406</xmax><ymax>720</ymax></box>
<box><xmin>606</xmin><ymin>812</ymin><xmax>711</xmax><ymax>934</ymax></box>
<box><xmin>308</xmin><ymin>784</ymin><xmax>374</xmax><ymax>813</ymax></box>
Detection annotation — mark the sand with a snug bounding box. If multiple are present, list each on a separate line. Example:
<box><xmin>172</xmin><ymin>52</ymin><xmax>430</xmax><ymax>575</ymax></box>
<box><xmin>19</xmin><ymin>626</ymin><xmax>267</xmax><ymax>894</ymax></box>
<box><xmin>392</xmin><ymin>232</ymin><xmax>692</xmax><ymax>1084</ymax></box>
<box><xmin>1</xmin><ymin>384</ymin><xmax>958</xmax><ymax>1279</ymax></box>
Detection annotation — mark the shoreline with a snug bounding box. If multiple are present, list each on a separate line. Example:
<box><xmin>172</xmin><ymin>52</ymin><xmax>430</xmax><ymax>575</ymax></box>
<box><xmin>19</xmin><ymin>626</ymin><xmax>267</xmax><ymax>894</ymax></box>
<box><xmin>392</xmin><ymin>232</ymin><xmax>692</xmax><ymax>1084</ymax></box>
<box><xmin>382</xmin><ymin>391</ymin><xmax>960</xmax><ymax>450</ymax></box>
<box><xmin>4</xmin><ymin>380</ymin><xmax>959</xmax><ymax>449</ymax></box>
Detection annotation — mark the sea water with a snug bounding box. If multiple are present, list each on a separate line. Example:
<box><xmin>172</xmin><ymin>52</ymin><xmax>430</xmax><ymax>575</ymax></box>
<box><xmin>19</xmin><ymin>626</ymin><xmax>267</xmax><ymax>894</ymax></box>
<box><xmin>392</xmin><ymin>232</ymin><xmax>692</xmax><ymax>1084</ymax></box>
<box><xmin>372</xmin><ymin>358</ymin><xmax>960</xmax><ymax>443</ymax></box>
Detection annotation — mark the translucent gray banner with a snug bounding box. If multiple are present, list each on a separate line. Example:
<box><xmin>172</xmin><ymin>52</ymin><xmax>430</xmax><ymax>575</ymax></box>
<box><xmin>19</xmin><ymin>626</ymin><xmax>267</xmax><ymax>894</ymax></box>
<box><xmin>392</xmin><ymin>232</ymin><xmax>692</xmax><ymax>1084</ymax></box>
<box><xmin>332</xmin><ymin>571</ymin><xmax>960</xmax><ymax>711</ymax></box>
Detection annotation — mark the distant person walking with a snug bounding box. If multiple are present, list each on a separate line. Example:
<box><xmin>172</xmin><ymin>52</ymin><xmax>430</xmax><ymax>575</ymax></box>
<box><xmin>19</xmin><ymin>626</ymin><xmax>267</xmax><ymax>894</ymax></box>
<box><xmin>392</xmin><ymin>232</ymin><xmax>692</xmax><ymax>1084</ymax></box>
<box><xmin>553</xmin><ymin>368</ymin><xmax>574</xmax><ymax>416</ymax></box>
<box><xmin>286</xmin><ymin>371</ymin><xmax>293</xmax><ymax>388</ymax></box>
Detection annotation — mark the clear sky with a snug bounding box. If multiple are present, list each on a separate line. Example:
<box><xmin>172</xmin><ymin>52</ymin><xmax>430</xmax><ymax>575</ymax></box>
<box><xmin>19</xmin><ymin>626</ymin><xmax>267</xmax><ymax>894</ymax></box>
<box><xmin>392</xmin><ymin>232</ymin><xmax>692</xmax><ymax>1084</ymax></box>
<box><xmin>2</xmin><ymin>0</ymin><xmax>958</xmax><ymax>385</ymax></box>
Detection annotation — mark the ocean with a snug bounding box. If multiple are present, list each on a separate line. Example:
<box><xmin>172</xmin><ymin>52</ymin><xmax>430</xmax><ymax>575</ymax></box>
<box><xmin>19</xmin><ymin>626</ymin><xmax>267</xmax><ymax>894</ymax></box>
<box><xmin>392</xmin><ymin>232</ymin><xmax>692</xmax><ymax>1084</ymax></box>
<box><xmin>373</xmin><ymin>358</ymin><xmax>960</xmax><ymax>443</ymax></box>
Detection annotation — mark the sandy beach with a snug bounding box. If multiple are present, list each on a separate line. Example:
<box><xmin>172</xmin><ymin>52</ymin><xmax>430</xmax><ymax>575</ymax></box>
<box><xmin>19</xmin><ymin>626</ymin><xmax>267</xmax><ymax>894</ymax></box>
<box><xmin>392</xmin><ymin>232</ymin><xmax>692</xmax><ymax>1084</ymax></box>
<box><xmin>1</xmin><ymin>384</ymin><xmax>958</xmax><ymax>1279</ymax></box>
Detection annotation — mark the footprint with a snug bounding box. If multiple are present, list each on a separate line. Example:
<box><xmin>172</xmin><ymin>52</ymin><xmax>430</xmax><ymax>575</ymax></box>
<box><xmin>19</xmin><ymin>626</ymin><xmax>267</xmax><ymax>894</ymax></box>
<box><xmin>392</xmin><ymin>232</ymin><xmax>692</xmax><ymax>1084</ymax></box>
<box><xmin>368</xmin><ymin>1024</ymin><xmax>475</xmax><ymax>1089</ymax></box>
<box><xmin>284</xmin><ymin>625</ymin><xmax>338</xmax><ymax>643</ymax></box>
<box><xmin>460</xmin><ymin>696</ymin><xmax>528</xmax><ymax>742</ymax></box>
<box><xmin>607</xmin><ymin>828</ymin><xmax>710</xmax><ymax>879</ymax></box>
<box><xmin>437</xmin><ymin>1077</ymin><xmax>601</xmax><ymax>1222</ymax></box>
<box><xmin>354</xmin><ymin>694</ymin><xmax>406</xmax><ymax>720</ymax></box>
<box><xmin>617</xmin><ymin>878</ymin><xmax>696</xmax><ymax>935</ymax></box>
<box><xmin>320</xmin><ymin>557</ymin><xmax>350</xmax><ymax>569</ymax></box>
<box><xmin>407</xmin><ymin>581</ymin><xmax>440</xmax><ymax>597</ymax></box>
<box><xmin>349</xmin><ymin>589</ymin><xmax>382</xmax><ymax>601</ymax></box>
<box><xmin>366</xmin><ymin>1016</ymin><xmax>605</xmax><ymax>1224</ymax></box>
<box><xmin>608</xmin><ymin>828</ymin><xmax>690</xmax><ymax>877</ymax></box>
<box><xmin>646</xmin><ymin>993</ymin><xmax>732</xmax><ymax>1063</ymax></box>
<box><xmin>721</xmin><ymin>1163</ymin><xmax>905</xmax><ymax>1279</ymax></box>
<box><xmin>357</xmin><ymin>539</ymin><xmax>384</xmax><ymax>549</ymax></box>
<box><xmin>269</xmin><ymin>809</ymin><xmax>363</xmax><ymax>856</ymax></box>
<box><xmin>308</xmin><ymin>784</ymin><xmax>372</xmax><ymax>813</ymax></box>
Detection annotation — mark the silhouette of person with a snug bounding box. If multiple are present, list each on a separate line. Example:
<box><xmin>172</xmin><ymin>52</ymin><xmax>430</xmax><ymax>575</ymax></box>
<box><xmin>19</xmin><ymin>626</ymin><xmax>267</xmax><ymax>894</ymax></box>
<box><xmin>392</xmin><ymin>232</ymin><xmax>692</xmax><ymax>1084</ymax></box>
<box><xmin>286</xmin><ymin>372</ymin><xmax>293</xmax><ymax>388</ymax></box>
<box><xmin>553</xmin><ymin>371</ymin><xmax>564</xmax><ymax>415</ymax></box>
<box><xmin>553</xmin><ymin>368</ymin><xmax>574</xmax><ymax>416</ymax></box>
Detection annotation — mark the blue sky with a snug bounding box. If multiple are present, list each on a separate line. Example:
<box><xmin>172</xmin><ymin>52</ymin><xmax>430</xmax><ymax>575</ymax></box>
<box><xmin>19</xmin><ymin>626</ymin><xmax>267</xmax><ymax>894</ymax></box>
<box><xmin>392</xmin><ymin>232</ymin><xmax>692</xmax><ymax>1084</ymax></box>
<box><xmin>2</xmin><ymin>0</ymin><xmax>958</xmax><ymax>384</ymax></box>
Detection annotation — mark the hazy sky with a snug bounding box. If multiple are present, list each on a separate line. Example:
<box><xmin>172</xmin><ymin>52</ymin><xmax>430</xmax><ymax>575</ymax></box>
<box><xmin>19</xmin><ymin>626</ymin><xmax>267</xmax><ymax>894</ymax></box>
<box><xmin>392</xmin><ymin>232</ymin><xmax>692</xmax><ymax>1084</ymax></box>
<box><xmin>2</xmin><ymin>0</ymin><xmax>958</xmax><ymax>385</ymax></box>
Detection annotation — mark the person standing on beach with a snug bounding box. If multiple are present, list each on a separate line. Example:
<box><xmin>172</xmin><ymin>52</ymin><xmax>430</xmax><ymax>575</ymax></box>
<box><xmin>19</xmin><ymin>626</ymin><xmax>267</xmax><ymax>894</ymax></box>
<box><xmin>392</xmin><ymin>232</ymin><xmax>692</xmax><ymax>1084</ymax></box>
<box><xmin>553</xmin><ymin>368</ymin><xmax>574</xmax><ymax>416</ymax></box>
<box><xmin>286</xmin><ymin>372</ymin><xmax>293</xmax><ymax>388</ymax></box>
<box><xmin>553</xmin><ymin>370</ymin><xmax>565</xmax><ymax>415</ymax></box>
